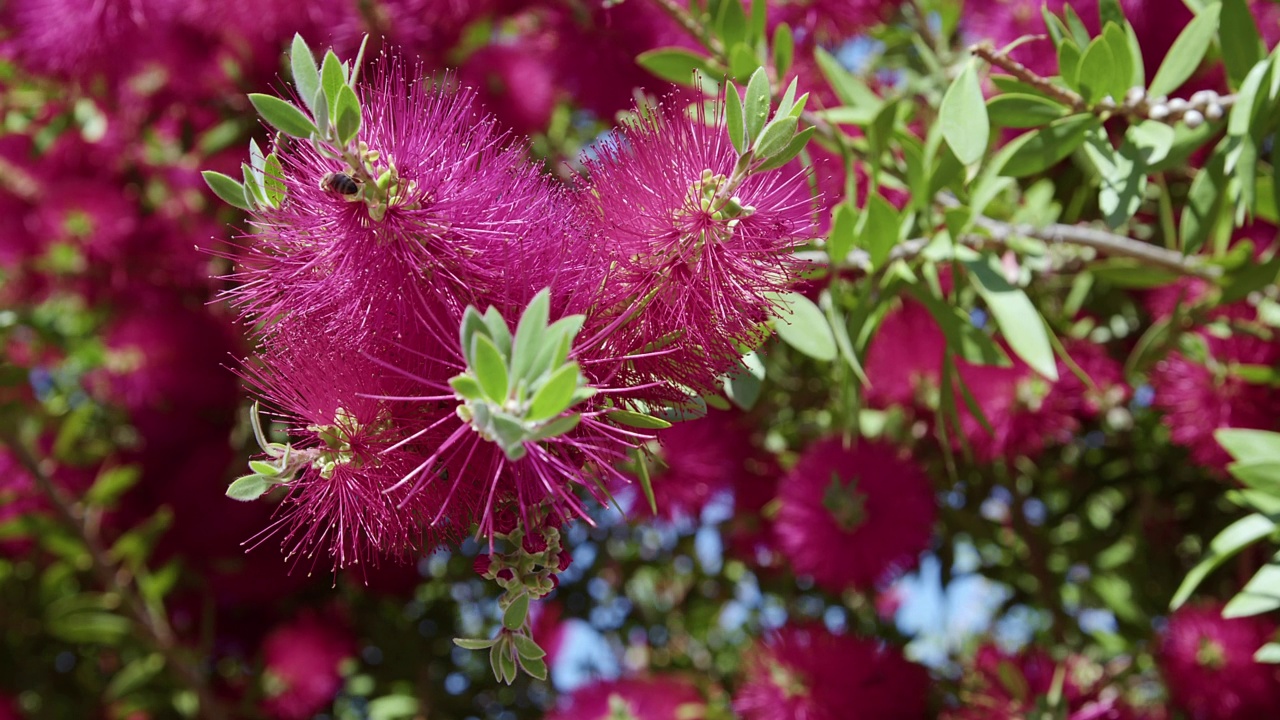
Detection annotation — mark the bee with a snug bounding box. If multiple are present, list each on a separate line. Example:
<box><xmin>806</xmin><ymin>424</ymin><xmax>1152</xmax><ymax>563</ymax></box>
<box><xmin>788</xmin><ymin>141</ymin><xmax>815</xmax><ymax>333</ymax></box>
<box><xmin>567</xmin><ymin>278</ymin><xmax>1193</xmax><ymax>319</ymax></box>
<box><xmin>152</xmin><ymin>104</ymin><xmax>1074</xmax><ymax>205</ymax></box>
<box><xmin>320</xmin><ymin>171</ymin><xmax>360</xmax><ymax>196</ymax></box>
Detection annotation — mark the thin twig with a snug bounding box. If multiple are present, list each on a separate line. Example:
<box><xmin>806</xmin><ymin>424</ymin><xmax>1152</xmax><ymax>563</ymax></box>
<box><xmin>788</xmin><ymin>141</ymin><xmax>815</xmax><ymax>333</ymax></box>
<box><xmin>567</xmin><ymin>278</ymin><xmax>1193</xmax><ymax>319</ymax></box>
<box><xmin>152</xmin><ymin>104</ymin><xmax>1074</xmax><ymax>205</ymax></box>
<box><xmin>1</xmin><ymin>434</ymin><xmax>231</xmax><ymax>720</ymax></box>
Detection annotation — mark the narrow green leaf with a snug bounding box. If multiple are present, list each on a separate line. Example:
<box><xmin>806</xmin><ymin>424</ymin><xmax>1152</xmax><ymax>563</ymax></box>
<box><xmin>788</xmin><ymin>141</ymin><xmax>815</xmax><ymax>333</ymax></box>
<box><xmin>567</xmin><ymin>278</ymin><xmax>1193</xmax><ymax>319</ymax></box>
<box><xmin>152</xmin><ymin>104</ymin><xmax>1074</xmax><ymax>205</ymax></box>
<box><xmin>85</xmin><ymin>466</ymin><xmax>140</xmax><ymax>508</ymax></box>
<box><xmin>483</xmin><ymin>306</ymin><xmax>513</xmax><ymax>358</ymax></box>
<box><xmin>772</xmin><ymin>22</ymin><xmax>795</xmax><ymax>78</ymax></box>
<box><xmin>449</xmin><ymin>374</ymin><xmax>484</xmax><ymax>401</ymax></box>
<box><xmin>725</xmin><ymin>83</ymin><xmax>747</xmax><ymax>155</ymax></box>
<box><xmin>247</xmin><ymin>460</ymin><xmax>280</xmax><ymax>477</ymax></box>
<box><xmin>460</xmin><ymin>306</ymin><xmax>488</xmax><ymax>368</ymax></box>
<box><xmin>201</xmin><ymin>170</ymin><xmax>252</xmax><ymax>211</ymax></box>
<box><xmin>1149</xmin><ymin>2</ymin><xmax>1221</xmax><ymax>98</ymax></box>
<box><xmin>1221</xmin><ymin>0</ymin><xmax>1265</xmax><ymax>89</ymax></box>
<box><xmin>1217</xmin><ymin>428</ymin><xmax>1280</xmax><ymax>464</ymax></box>
<box><xmin>106</xmin><ymin>654</ymin><xmax>165</xmax><ymax>700</ymax></box>
<box><xmin>504</xmin><ymin>594</ymin><xmax>530</xmax><ymax>631</ymax></box>
<box><xmin>606</xmin><ymin>410</ymin><xmax>674</xmax><ymax>430</ymax></box>
<box><xmin>1180</xmin><ymin>151</ymin><xmax>1225</xmax><ymax>254</ymax></box>
<box><xmin>769</xmin><ymin>292</ymin><xmax>837</xmax><ymax>362</ymax></box>
<box><xmin>1223</xmin><ymin>554</ymin><xmax>1280</xmax><ymax>617</ymax></box>
<box><xmin>511</xmin><ymin>289</ymin><xmax>551</xmax><ymax>382</ymax></box>
<box><xmin>527</xmin><ymin>362</ymin><xmax>581</xmax><ymax>423</ymax></box>
<box><xmin>859</xmin><ymin>194</ymin><xmax>901</xmax><ymax>268</ymax></box>
<box><xmin>321</xmin><ymin>50</ymin><xmax>345</xmax><ymax>120</ymax></box>
<box><xmin>963</xmin><ymin>256</ymin><xmax>1059</xmax><ymax>380</ymax></box>
<box><xmin>1100</xmin><ymin>24</ymin><xmax>1135</xmax><ymax>100</ymax></box>
<box><xmin>940</xmin><ymin>60</ymin><xmax>989</xmax><ymax>166</ymax></box>
<box><xmin>724</xmin><ymin>351</ymin><xmax>766</xmax><ymax>410</ymax></box>
<box><xmin>744</xmin><ymin>67</ymin><xmax>771</xmax><ymax>146</ymax></box>
<box><xmin>1226</xmin><ymin>461</ymin><xmax>1280</xmax><ymax>494</ymax></box>
<box><xmin>754</xmin><ymin>115</ymin><xmax>799</xmax><ymax>158</ymax></box>
<box><xmin>986</xmin><ymin>94</ymin><xmax>1067</xmax><ymax>128</ymax></box>
<box><xmin>814</xmin><ymin>47</ymin><xmax>881</xmax><ymax>111</ymax></box>
<box><xmin>262</xmin><ymin>153</ymin><xmax>286</xmax><ymax>207</ymax></box>
<box><xmin>470</xmin><ymin>334</ymin><xmax>510</xmax><ymax>402</ymax></box>
<box><xmin>335</xmin><ymin>84</ymin><xmax>362</xmax><ymax>146</ymax></box>
<box><xmin>1057</xmin><ymin>40</ymin><xmax>1082</xmax><ymax>90</ymax></box>
<box><xmin>226</xmin><ymin>474</ymin><xmax>271</xmax><ymax>502</ymax></box>
<box><xmin>1171</xmin><ymin>513</ymin><xmax>1277</xmax><ymax>609</ymax></box>
<box><xmin>521</xmin><ymin>656</ymin><xmax>548</xmax><ymax>681</ymax></box>
<box><xmin>635</xmin><ymin>47</ymin><xmax>717</xmax><ymax>86</ymax></box>
<box><xmin>752</xmin><ymin>126</ymin><xmax>815</xmax><ymax>171</ymax></box>
<box><xmin>997</xmin><ymin>114</ymin><xmax>1100</xmax><ymax>177</ymax></box>
<box><xmin>247</xmin><ymin>93</ymin><xmax>318</xmax><ymax>138</ymax></box>
<box><xmin>715</xmin><ymin>0</ymin><xmax>748</xmax><ymax>49</ymax></box>
<box><xmin>635</xmin><ymin>447</ymin><xmax>657</xmax><ymax>515</ymax></box>
<box><xmin>290</xmin><ymin>34</ymin><xmax>321</xmax><ymax>116</ymax></box>
<box><xmin>827</xmin><ymin>201</ymin><xmax>858</xmax><ymax>263</ymax></box>
<box><xmin>1256</xmin><ymin>642</ymin><xmax>1280</xmax><ymax>663</ymax></box>
<box><xmin>513</xmin><ymin>634</ymin><xmax>546</xmax><ymax>660</ymax></box>
<box><xmin>1075</xmin><ymin>36</ymin><xmax>1118</xmax><ymax>103</ymax></box>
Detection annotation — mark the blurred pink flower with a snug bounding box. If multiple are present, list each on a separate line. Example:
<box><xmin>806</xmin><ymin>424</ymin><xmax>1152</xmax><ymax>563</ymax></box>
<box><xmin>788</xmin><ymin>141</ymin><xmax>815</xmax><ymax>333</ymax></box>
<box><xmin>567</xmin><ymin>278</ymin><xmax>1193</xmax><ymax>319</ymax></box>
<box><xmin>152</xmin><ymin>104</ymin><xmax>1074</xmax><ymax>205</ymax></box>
<box><xmin>1157</xmin><ymin>602</ymin><xmax>1280</xmax><ymax>720</ymax></box>
<box><xmin>260</xmin><ymin>612</ymin><xmax>356</xmax><ymax>720</ymax></box>
<box><xmin>546</xmin><ymin>675</ymin><xmax>705</xmax><ymax>720</ymax></box>
<box><xmin>775</xmin><ymin>438</ymin><xmax>936</xmax><ymax>593</ymax></box>
<box><xmin>639</xmin><ymin>410</ymin><xmax>755</xmax><ymax>521</ymax></box>
<box><xmin>460</xmin><ymin>39</ymin><xmax>559</xmax><ymax>135</ymax></box>
<box><xmin>865</xmin><ymin>298</ymin><xmax>947</xmax><ymax>409</ymax></box>
<box><xmin>734</xmin><ymin>625</ymin><xmax>929</xmax><ymax>719</ymax></box>
<box><xmin>946</xmin><ymin>643</ymin><xmax>1139</xmax><ymax>720</ymax></box>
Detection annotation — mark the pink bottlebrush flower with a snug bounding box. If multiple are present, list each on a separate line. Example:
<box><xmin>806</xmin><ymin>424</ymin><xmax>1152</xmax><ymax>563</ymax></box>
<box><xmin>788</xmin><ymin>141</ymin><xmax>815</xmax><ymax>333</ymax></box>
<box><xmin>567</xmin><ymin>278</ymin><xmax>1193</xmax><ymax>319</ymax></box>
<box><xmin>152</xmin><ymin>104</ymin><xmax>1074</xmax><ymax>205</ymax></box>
<box><xmin>1055</xmin><ymin>339</ymin><xmax>1131</xmax><ymax>419</ymax></box>
<box><xmin>1148</xmin><ymin>311</ymin><xmax>1280</xmax><ymax>469</ymax></box>
<box><xmin>459</xmin><ymin>38</ymin><xmax>559</xmax><ymax>136</ymax></box>
<box><xmin>0</xmin><ymin>0</ymin><xmax>173</xmax><ymax>82</ymax></box>
<box><xmin>579</xmin><ymin>98</ymin><xmax>817</xmax><ymax>397</ymax></box>
<box><xmin>239</xmin><ymin>327</ymin><xmax>473</xmax><ymax>571</ymax></box>
<box><xmin>328</xmin><ymin>0</ymin><xmax>496</xmax><ymax>66</ymax></box>
<box><xmin>865</xmin><ymin>298</ymin><xmax>947</xmax><ymax>409</ymax></box>
<box><xmin>638</xmin><ymin>410</ymin><xmax>756</xmax><ymax>521</ymax></box>
<box><xmin>94</xmin><ymin>299</ymin><xmax>241</xmax><ymax>452</ymax></box>
<box><xmin>545</xmin><ymin>0</ymin><xmax>694</xmax><ymax>119</ymax></box>
<box><xmin>953</xmin><ymin>351</ymin><xmax>1080</xmax><ymax>463</ymax></box>
<box><xmin>260</xmin><ymin>611</ymin><xmax>356</xmax><ymax>720</ymax></box>
<box><xmin>529</xmin><ymin>600</ymin><xmax>569</xmax><ymax>669</ymax></box>
<box><xmin>774</xmin><ymin>438</ymin><xmax>936</xmax><ymax>593</ymax></box>
<box><xmin>734</xmin><ymin>625</ymin><xmax>930</xmax><ymax>720</ymax></box>
<box><xmin>1157</xmin><ymin>602</ymin><xmax>1280</xmax><ymax>720</ymax></box>
<box><xmin>226</xmin><ymin>61</ymin><xmax>574</xmax><ymax>343</ymax></box>
<box><xmin>769</xmin><ymin>0</ymin><xmax>900</xmax><ymax>43</ymax></box>
<box><xmin>945</xmin><ymin>644</ymin><xmax>1140</xmax><ymax>720</ymax></box>
<box><xmin>725</xmin><ymin>452</ymin><xmax>784</xmax><ymax>570</ymax></box>
<box><xmin>546</xmin><ymin>675</ymin><xmax>706</xmax><ymax>720</ymax></box>
<box><xmin>1256</xmin><ymin>1</ymin><xmax>1280</xmax><ymax>48</ymax></box>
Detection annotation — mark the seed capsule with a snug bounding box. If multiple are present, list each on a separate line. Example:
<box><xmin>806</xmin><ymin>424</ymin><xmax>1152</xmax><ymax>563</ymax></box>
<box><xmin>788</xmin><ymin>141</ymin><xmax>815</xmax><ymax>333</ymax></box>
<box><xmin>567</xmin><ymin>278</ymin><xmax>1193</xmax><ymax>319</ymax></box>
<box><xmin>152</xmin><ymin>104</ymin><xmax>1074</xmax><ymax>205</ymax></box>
<box><xmin>321</xmin><ymin>172</ymin><xmax>360</xmax><ymax>195</ymax></box>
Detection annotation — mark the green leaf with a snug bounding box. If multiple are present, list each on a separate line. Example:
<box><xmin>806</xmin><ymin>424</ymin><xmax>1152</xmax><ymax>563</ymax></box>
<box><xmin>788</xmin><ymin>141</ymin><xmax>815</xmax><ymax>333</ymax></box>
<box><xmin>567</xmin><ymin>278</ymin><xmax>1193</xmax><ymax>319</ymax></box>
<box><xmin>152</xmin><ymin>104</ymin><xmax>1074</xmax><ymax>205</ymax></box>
<box><xmin>226</xmin><ymin>474</ymin><xmax>271</xmax><ymax>501</ymax></box>
<box><xmin>986</xmin><ymin>94</ymin><xmax>1067</xmax><ymax>128</ymax></box>
<box><xmin>725</xmin><ymin>84</ymin><xmax>747</xmax><ymax>155</ymax></box>
<box><xmin>247</xmin><ymin>93</ymin><xmax>318</xmax><ymax>138</ymax></box>
<box><xmin>1100</xmin><ymin>24</ymin><xmax>1135</xmax><ymax>100</ymax></box>
<box><xmin>997</xmin><ymin>114</ymin><xmax>1099</xmax><ymax>177</ymax></box>
<box><xmin>449</xmin><ymin>375</ymin><xmax>484</xmax><ymax>401</ymax></box>
<box><xmin>635</xmin><ymin>47</ymin><xmax>717</xmax><ymax>86</ymax></box>
<box><xmin>635</xmin><ymin>446</ymin><xmax>657</xmax><ymax>515</ymax></box>
<box><xmin>963</xmin><ymin>256</ymin><xmax>1059</xmax><ymax>380</ymax></box>
<box><xmin>511</xmin><ymin>289</ymin><xmax>551</xmax><ymax>382</ymax></box>
<box><xmin>106</xmin><ymin>654</ymin><xmax>165</xmax><ymax>700</ymax></box>
<box><xmin>335</xmin><ymin>84</ymin><xmax>362</xmax><ymax>146</ymax></box>
<box><xmin>1083</xmin><ymin>128</ymin><xmax>1147</xmax><ymax>228</ymax></box>
<box><xmin>1148</xmin><ymin>2</ymin><xmax>1221</xmax><ymax>98</ymax></box>
<box><xmin>513</xmin><ymin>634</ymin><xmax>546</xmax><ymax>660</ymax></box>
<box><xmin>1126</xmin><ymin>120</ymin><xmax>1177</xmax><ymax>166</ymax></box>
<box><xmin>453</xmin><ymin>637</ymin><xmax>498</xmax><ymax>650</ymax></box>
<box><xmin>1256</xmin><ymin>642</ymin><xmax>1280</xmax><ymax>663</ymax></box>
<box><xmin>728</xmin><ymin>42</ymin><xmax>759</xmax><ymax>82</ymax></box>
<box><xmin>470</xmin><ymin>334</ymin><xmax>510</xmax><ymax>402</ymax></box>
<box><xmin>247</xmin><ymin>460</ymin><xmax>281</xmax><ymax>477</ymax></box>
<box><xmin>769</xmin><ymin>292</ymin><xmax>837</xmax><ymax>362</ymax></box>
<box><xmin>290</xmin><ymin>34</ymin><xmax>321</xmax><ymax>116</ymax></box>
<box><xmin>1217</xmin><ymin>428</ymin><xmax>1280</xmax><ymax>463</ymax></box>
<box><xmin>201</xmin><ymin>171</ymin><xmax>252</xmax><ymax>211</ymax></box>
<box><xmin>940</xmin><ymin>60</ymin><xmax>989</xmax><ymax>166</ymax></box>
<box><xmin>1226</xmin><ymin>461</ymin><xmax>1280</xmax><ymax>494</ymax></box>
<box><xmin>814</xmin><ymin>47</ymin><xmax>881</xmax><ymax>111</ymax></box>
<box><xmin>367</xmin><ymin>695</ymin><xmax>420</xmax><ymax>720</ymax></box>
<box><xmin>321</xmin><ymin>50</ymin><xmax>346</xmax><ymax>120</ymax></box>
<box><xmin>859</xmin><ymin>194</ymin><xmax>901</xmax><ymax>268</ymax></box>
<box><xmin>1223</xmin><ymin>553</ymin><xmax>1280</xmax><ymax>617</ymax></box>
<box><xmin>772</xmin><ymin>22</ymin><xmax>795</xmax><ymax>78</ymax></box>
<box><xmin>521</xmin><ymin>656</ymin><xmax>548</xmax><ymax>681</ymax></box>
<box><xmin>1221</xmin><ymin>0</ymin><xmax>1265</xmax><ymax>89</ymax></box>
<box><xmin>1171</xmin><ymin>513</ymin><xmax>1277</xmax><ymax>609</ymax></box>
<box><xmin>724</xmin><ymin>351</ymin><xmax>765</xmax><ymax>410</ymax></box>
<box><xmin>715</xmin><ymin>0</ymin><xmax>748</xmax><ymax>49</ymax></box>
<box><xmin>1090</xmin><ymin>260</ymin><xmax>1181</xmax><ymax>288</ymax></box>
<box><xmin>1221</xmin><ymin>254</ymin><xmax>1280</xmax><ymax>304</ymax></box>
<box><xmin>606</xmin><ymin>410</ymin><xmax>674</xmax><ymax>430</ymax></box>
<box><xmin>527</xmin><ymin>362</ymin><xmax>581</xmax><ymax>422</ymax></box>
<box><xmin>1057</xmin><ymin>40</ymin><xmax>1082</xmax><ymax>91</ymax></box>
<box><xmin>827</xmin><ymin>201</ymin><xmax>857</xmax><ymax>263</ymax></box>
<box><xmin>262</xmin><ymin>153</ymin><xmax>286</xmax><ymax>207</ymax></box>
<box><xmin>85</xmin><ymin>466</ymin><xmax>140</xmax><ymax>508</ymax></box>
<box><xmin>754</xmin><ymin>115</ymin><xmax>799</xmax><ymax>158</ymax></box>
<box><xmin>744</xmin><ymin>67</ymin><xmax>772</xmax><ymax>147</ymax></box>
<box><xmin>504</xmin><ymin>593</ymin><xmax>530</xmax><ymax>630</ymax></box>
<box><xmin>752</xmin><ymin>126</ymin><xmax>815</xmax><ymax>171</ymax></box>
<box><xmin>1181</xmin><ymin>151</ymin><xmax>1226</xmax><ymax>254</ymax></box>
<box><xmin>1075</xmin><ymin>36</ymin><xmax>1119</xmax><ymax>103</ymax></box>
<box><xmin>47</xmin><ymin>609</ymin><xmax>132</xmax><ymax>645</ymax></box>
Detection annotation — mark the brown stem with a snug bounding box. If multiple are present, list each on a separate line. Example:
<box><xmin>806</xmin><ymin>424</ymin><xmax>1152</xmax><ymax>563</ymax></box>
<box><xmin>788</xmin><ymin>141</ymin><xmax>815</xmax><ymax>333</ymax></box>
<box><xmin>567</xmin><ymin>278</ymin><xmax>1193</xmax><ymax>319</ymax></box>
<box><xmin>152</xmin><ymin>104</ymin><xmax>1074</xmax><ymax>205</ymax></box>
<box><xmin>971</xmin><ymin>41</ymin><xmax>1088</xmax><ymax>112</ymax></box>
<box><xmin>2</xmin><ymin>434</ymin><xmax>231</xmax><ymax>720</ymax></box>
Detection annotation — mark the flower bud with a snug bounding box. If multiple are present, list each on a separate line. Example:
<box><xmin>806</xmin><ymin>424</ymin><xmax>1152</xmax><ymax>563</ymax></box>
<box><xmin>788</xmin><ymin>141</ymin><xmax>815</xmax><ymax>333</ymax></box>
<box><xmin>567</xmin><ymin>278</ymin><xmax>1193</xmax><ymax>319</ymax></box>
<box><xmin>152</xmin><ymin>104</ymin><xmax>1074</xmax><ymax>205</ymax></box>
<box><xmin>473</xmin><ymin>554</ymin><xmax>492</xmax><ymax>577</ymax></box>
<box><xmin>1149</xmin><ymin>104</ymin><xmax>1170</xmax><ymax>121</ymax></box>
<box><xmin>556</xmin><ymin>549</ymin><xmax>573</xmax><ymax>572</ymax></box>
<box><xmin>1204</xmin><ymin>103</ymin><xmax>1224</xmax><ymax>121</ymax></box>
<box><xmin>497</xmin><ymin>567</ymin><xmax>515</xmax><ymax>582</ymax></box>
<box><xmin>1125</xmin><ymin>86</ymin><xmax>1145</xmax><ymax>106</ymax></box>
<box><xmin>1166</xmin><ymin>98</ymin><xmax>1189</xmax><ymax>114</ymax></box>
<box><xmin>523</xmin><ymin>532</ymin><xmax>548</xmax><ymax>554</ymax></box>
<box><xmin>1182</xmin><ymin>110</ymin><xmax>1205</xmax><ymax>129</ymax></box>
<box><xmin>1189</xmin><ymin>90</ymin><xmax>1216</xmax><ymax>107</ymax></box>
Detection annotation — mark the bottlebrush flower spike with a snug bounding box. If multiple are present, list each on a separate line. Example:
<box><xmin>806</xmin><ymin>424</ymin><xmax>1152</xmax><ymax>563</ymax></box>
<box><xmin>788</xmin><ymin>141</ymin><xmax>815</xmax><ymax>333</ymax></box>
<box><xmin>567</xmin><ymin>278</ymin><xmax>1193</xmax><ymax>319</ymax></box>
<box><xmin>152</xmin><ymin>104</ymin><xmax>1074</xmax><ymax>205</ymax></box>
<box><xmin>578</xmin><ymin>71</ymin><xmax>818</xmax><ymax>396</ymax></box>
